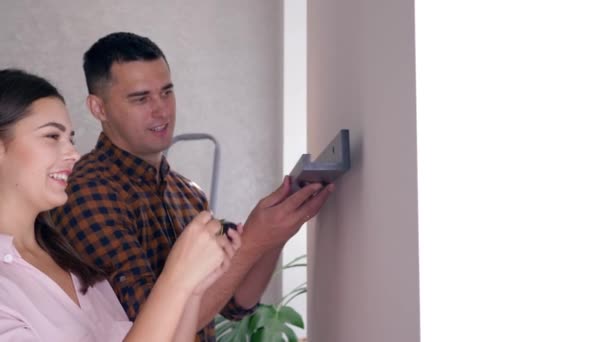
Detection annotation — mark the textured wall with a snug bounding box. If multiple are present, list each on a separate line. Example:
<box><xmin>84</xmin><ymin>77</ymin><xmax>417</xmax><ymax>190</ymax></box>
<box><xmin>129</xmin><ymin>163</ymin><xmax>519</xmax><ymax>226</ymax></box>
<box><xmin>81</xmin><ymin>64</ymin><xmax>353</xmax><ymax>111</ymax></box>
<box><xmin>0</xmin><ymin>0</ymin><xmax>283</xmax><ymax>302</ymax></box>
<box><xmin>0</xmin><ymin>0</ymin><xmax>282</xmax><ymax>223</ymax></box>
<box><xmin>307</xmin><ymin>0</ymin><xmax>420</xmax><ymax>341</ymax></box>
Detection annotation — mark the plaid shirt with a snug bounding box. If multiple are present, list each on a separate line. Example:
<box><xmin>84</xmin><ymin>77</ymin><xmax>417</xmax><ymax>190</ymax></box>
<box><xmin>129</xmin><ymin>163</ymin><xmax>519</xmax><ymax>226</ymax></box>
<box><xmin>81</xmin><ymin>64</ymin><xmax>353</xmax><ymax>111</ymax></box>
<box><xmin>50</xmin><ymin>133</ymin><xmax>254</xmax><ymax>342</ymax></box>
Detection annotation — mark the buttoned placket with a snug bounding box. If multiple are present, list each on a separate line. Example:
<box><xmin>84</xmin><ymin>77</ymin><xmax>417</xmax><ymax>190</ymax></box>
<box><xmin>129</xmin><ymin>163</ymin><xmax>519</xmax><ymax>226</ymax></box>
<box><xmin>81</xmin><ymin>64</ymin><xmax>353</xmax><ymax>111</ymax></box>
<box><xmin>0</xmin><ymin>241</ymin><xmax>103</xmax><ymax>339</ymax></box>
<box><xmin>1</xmin><ymin>242</ymin><xmax>81</xmax><ymax>310</ymax></box>
<box><xmin>159</xmin><ymin>175</ymin><xmax>178</xmax><ymax>244</ymax></box>
<box><xmin>1</xmin><ymin>239</ymin><xmax>20</xmax><ymax>267</ymax></box>
<box><xmin>2</xmin><ymin>253</ymin><xmax>14</xmax><ymax>264</ymax></box>
<box><xmin>135</xmin><ymin>166</ymin><xmax>178</xmax><ymax>244</ymax></box>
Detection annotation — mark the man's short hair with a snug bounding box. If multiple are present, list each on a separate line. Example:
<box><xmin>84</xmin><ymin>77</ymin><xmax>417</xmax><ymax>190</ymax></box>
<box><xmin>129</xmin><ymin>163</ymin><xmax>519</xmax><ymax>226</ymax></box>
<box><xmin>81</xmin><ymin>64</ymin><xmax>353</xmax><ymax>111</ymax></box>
<box><xmin>83</xmin><ymin>32</ymin><xmax>167</xmax><ymax>95</ymax></box>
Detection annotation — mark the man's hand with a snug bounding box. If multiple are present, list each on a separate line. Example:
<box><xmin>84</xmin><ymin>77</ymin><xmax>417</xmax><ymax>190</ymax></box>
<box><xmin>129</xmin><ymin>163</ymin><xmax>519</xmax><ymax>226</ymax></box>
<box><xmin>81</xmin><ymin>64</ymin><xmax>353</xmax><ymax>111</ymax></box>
<box><xmin>242</xmin><ymin>176</ymin><xmax>335</xmax><ymax>250</ymax></box>
<box><xmin>190</xmin><ymin>178</ymin><xmax>334</xmax><ymax>328</ymax></box>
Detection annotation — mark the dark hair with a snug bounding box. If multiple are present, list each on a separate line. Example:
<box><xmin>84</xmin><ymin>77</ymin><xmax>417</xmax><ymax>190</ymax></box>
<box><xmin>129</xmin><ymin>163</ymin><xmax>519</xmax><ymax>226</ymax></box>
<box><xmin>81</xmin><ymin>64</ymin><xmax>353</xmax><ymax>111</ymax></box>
<box><xmin>0</xmin><ymin>69</ymin><xmax>65</xmax><ymax>141</ymax></box>
<box><xmin>83</xmin><ymin>32</ymin><xmax>167</xmax><ymax>95</ymax></box>
<box><xmin>0</xmin><ymin>69</ymin><xmax>106</xmax><ymax>292</ymax></box>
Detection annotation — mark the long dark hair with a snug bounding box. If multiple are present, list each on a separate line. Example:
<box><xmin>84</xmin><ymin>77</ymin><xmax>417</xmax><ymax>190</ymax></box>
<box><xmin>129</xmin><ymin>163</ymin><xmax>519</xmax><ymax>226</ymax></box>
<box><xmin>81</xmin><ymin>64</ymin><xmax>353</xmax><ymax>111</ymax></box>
<box><xmin>0</xmin><ymin>69</ymin><xmax>106</xmax><ymax>292</ymax></box>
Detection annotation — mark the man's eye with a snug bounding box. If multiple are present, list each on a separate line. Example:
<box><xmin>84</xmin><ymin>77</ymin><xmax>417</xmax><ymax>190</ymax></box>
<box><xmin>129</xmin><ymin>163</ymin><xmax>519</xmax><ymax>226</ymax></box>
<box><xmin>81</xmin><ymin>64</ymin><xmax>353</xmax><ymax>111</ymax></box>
<box><xmin>133</xmin><ymin>97</ymin><xmax>147</xmax><ymax>103</ymax></box>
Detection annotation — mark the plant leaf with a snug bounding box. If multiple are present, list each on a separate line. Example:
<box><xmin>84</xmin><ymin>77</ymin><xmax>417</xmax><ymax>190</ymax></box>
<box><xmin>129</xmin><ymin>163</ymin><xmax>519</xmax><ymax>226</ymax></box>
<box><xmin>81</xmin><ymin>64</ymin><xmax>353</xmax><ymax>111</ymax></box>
<box><xmin>251</xmin><ymin>327</ymin><xmax>284</xmax><ymax>342</ymax></box>
<box><xmin>280</xmin><ymin>282</ymin><xmax>307</xmax><ymax>302</ymax></box>
<box><xmin>229</xmin><ymin>317</ymin><xmax>251</xmax><ymax>342</ymax></box>
<box><xmin>273</xmin><ymin>254</ymin><xmax>307</xmax><ymax>278</ymax></box>
<box><xmin>215</xmin><ymin>315</ymin><xmax>235</xmax><ymax>341</ymax></box>
<box><xmin>215</xmin><ymin>320</ymin><xmax>234</xmax><ymax>339</ymax></box>
<box><xmin>281</xmin><ymin>263</ymin><xmax>307</xmax><ymax>270</ymax></box>
<box><xmin>283</xmin><ymin>254</ymin><xmax>307</xmax><ymax>268</ymax></box>
<box><xmin>282</xmin><ymin>325</ymin><xmax>298</xmax><ymax>342</ymax></box>
<box><xmin>251</xmin><ymin>328</ymin><xmax>264</xmax><ymax>342</ymax></box>
<box><xmin>278</xmin><ymin>306</ymin><xmax>304</xmax><ymax>329</ymax></box>
<box><xmin>216</xmin><ymin>315</ymin><xmax>252</xmax><ymax>342</ymax></box>
<box><xmin>280</xmin><ymin>288</ymin><xmax>307</xmax><ymax>308</ymax></box>
<box><xmin>250</xmin><ymin>304</ymin><xmax>277</xmax><ymax>331</ymax></box>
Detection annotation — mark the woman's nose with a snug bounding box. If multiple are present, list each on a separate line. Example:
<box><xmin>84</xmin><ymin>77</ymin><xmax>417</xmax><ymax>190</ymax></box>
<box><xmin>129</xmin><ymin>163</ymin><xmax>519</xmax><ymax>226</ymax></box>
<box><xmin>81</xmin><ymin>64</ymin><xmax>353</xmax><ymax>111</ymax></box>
<box><xmin>64</xmin><ymin>142</ymin><xmax>81</xmax><ymax>162</ymax></box>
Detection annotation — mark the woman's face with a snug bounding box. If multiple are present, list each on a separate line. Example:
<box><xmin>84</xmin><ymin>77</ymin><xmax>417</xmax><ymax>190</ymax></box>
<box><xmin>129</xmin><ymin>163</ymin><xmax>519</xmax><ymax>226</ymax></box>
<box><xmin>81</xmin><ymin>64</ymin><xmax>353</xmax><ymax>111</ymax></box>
<box><xmin>0</xmin><ymin>97</ymin><xmax>80</xmax><ymax>212</ymax></box>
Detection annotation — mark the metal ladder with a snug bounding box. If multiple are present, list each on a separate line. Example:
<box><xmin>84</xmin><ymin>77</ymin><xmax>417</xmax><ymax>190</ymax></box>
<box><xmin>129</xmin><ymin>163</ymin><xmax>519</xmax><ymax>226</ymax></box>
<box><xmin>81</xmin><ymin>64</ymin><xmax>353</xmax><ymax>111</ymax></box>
<box><xmin>165</xmin><ymin>133</ymin><xmax>220</xmax><ymax>213</ymax></box>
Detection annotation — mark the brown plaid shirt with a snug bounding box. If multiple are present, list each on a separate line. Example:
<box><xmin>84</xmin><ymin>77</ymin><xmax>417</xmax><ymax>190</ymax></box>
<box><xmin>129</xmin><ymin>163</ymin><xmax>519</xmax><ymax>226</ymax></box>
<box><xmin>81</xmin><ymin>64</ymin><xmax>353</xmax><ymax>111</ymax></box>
<box><xmin>50</xmin><ymin>133</ymin><xmax>254</xmax><ymax>342</ymax></box>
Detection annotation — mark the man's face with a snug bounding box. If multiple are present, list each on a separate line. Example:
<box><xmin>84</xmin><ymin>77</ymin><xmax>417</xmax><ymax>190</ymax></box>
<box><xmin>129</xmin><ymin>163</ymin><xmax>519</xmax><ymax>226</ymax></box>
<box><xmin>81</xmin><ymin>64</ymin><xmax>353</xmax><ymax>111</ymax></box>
<box><xmin>97</xmin><ymin>58</ymin><xmax>176</xmax><ymax>165</ymax></box>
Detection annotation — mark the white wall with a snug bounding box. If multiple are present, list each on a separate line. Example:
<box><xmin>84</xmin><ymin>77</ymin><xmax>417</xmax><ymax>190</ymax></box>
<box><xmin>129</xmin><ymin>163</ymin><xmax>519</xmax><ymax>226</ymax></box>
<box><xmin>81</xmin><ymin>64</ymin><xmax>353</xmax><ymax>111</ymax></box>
<box><xmin>282</xmin><ymin>0</ymin><xmax>308</xmax><ymax>338</ymax></box>
<box><xmin>417</xmin><ymin>1</ymin><xmax>608</xmax><ymax>341</ymax></box>
<box><xmin>307</xmin><ymin>0</ymin><xmax>419</xmax><ymax>341</ymax></box>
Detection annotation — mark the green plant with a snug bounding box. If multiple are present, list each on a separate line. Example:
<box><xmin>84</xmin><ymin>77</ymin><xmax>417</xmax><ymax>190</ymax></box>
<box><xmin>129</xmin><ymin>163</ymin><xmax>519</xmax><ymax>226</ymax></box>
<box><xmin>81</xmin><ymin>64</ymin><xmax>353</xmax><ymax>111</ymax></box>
<box><xmin>216</xmin><ymin>255</ymin><xmax>307</xmax><ymax>342</ymax></box>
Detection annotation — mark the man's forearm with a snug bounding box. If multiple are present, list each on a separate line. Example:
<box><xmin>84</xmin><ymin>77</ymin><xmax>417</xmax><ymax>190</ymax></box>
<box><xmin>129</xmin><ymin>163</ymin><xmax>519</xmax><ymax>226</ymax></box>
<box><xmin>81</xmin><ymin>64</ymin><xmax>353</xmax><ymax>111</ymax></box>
<box><xmin>193</xmin><ymin>178</ymin><xmax>334</xmax><ymax>329</ymax></box>
<box><xmin>234</xmin><ymin>246</ymin><xmax>282</xmax><ymax>308</ymax></box>
<box><xmin>196</xmin><ymin>231</ymin><xmax>267</xmax><ymax>329</ymax></box>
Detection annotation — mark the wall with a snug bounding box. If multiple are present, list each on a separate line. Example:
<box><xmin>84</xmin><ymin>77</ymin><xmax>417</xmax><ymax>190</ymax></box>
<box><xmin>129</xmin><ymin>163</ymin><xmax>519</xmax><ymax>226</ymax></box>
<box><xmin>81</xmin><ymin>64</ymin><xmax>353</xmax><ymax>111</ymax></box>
<box><xmin>417</xmin><ymin>1</ymin><xmax>608</xmax><ymax>341</ymax></box>
<box><xmin>0</xmin><ymin>0</ymin><xmax>283</xmax><ymax>303</ymax></box>
<box><xmin>282</xmin><ymin>0</ymin><xmax>308</xmax><ymax>337</ymax></box>
<box><xmin>307</xmin><ymin>0</ymin><xmax>420</xmax><ymax>341</ymax></box>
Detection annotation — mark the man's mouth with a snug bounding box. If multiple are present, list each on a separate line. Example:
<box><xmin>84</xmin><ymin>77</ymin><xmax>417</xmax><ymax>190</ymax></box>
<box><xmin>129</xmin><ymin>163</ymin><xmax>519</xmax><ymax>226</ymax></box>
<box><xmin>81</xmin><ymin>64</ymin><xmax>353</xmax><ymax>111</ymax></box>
<box><xmin>150</xmin><ymin>123</ymin><xmax>169</xmax><ymax>132</ymax></box>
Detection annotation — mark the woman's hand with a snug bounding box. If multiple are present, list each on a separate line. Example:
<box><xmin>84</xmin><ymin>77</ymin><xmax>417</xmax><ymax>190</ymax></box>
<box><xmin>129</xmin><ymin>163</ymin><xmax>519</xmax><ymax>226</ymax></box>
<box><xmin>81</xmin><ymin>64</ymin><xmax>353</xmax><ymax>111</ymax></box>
<box><xmin>161</xmin><ymin>211</ymin><xmax>228</xmax><ymax>294</ymax></box>
<box><xmin>191</xmin><ymin>222</ymin><xmax>243</xmax><ymax>296</ymax></box>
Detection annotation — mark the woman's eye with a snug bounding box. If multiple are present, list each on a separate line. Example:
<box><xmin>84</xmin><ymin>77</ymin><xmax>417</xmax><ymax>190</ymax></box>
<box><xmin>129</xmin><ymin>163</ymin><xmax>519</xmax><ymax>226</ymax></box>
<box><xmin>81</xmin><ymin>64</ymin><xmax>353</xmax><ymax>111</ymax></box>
<box><xmin>46</xmin><ymin>134</ymin><xmax>60</xmax><ymax>140</ymax></box>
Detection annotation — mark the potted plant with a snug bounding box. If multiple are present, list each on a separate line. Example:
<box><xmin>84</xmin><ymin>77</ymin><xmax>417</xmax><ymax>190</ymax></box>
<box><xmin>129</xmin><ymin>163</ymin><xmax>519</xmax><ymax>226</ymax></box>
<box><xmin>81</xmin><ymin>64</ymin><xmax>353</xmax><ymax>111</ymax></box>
<box><xmin>216</xmin><ymin>255</ymin><xmax>307</xmax><ymax>342</ymax></box>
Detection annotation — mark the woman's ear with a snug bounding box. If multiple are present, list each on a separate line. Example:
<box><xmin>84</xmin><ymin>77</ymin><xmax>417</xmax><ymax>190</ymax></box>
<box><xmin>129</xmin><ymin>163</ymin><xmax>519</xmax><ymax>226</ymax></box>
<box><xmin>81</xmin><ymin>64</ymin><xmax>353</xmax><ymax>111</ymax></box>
<box><xmin>0</xmin><ymin>140</ymin><xmax>5</xmax><ymax>160</ymax></box>
<box><xmin>86</xmin><ymin>94</ymin><xmax>107</xmax><ymax>122</ymax></box>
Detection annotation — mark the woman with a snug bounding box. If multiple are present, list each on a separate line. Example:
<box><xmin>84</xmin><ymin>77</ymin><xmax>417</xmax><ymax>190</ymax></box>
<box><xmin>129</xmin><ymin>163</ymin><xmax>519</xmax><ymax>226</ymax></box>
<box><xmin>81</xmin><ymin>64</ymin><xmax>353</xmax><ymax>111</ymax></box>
<box><xmin>0</xmin><ymin>69</ymin><xmax>241</xmax><ymax>341</ymax></box>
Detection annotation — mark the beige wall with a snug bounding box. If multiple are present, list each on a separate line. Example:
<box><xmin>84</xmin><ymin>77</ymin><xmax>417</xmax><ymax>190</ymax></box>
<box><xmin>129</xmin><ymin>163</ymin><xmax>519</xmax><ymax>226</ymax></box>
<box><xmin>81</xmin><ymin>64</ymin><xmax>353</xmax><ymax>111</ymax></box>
<box><xmin>0</xmin><ymin>0</ymin><xmax>283</xmax><ymax>303</ymax></box>
<box><xmin>307</xmin><ymin>0</ymin><xmax>420</xmax><ymax>341</ymax></box>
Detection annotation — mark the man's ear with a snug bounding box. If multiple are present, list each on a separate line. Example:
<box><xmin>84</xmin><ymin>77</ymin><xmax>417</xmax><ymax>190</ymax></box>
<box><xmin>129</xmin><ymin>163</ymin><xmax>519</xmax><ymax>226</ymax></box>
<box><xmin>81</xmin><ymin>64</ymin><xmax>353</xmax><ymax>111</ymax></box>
<box><xmin>86</xmin><ymin>94</ymin><xmax>107</xmax><ymax>122</ymax></box>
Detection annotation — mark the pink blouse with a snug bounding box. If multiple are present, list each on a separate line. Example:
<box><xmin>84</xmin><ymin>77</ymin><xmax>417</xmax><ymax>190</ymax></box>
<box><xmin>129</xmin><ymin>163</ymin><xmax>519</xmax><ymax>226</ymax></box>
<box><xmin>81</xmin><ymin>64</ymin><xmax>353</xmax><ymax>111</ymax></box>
<box><xmin>0</xmin><ymin>234</ymin><xmax>132</xmax><ymax>341</ymax></box>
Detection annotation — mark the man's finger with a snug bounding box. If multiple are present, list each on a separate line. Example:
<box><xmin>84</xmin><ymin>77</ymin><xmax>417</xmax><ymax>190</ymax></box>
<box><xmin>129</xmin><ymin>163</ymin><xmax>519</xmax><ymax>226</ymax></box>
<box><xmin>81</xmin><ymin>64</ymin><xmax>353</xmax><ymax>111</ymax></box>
<box><xmin>258</xmin><ymin>176</ymin><xmax>291</xmax><ymax>208</ymax></box>
<box><xmin>296</xmin><ymin>184</ymin><xmax>335</xmax><ymax>220</ymax></box>
<box><xmin>218</xmin><ymin>236</ymin><xmax>236</xmax><ymax>259</ymax></box>
<box><xmin>281</xmin><ymin>182</ymin><xmax>324</xmax><ymax>212</ymax></box>
<box><xmin>227</xmin><ymin>229</ymin><xmax>242</xmax><ymax>250</ymax></box>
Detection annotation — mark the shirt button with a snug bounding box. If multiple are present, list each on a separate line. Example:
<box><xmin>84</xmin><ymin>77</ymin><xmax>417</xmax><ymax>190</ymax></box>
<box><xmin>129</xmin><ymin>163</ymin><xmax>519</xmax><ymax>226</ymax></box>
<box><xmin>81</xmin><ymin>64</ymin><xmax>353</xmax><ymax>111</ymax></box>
<box><xmin>3</xmin><ymin>254</ymin><xmax>14</xmax><ymax>264</ymax></box>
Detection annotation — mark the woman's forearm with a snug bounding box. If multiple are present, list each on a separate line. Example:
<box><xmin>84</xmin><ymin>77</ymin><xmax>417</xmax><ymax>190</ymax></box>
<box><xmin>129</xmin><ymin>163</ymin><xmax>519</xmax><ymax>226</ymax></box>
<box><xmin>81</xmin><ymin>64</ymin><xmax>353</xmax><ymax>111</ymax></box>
<box><xmin>123</xmin><ymin>273</ymin><xmax>191</xmax><ymax>342</ymax></box>
<box><xmin>172</xmin><ymin>294</ymin><xmax>203</xmax><ymax>342</ymax></box>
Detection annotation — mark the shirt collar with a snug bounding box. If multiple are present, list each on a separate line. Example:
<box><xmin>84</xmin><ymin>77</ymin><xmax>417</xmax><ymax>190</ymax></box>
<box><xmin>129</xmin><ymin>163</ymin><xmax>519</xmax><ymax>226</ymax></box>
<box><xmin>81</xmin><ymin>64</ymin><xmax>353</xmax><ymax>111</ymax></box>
<box><xmin>94</xmin><ymin>132</ymin><xmax>171</xmax><ymax>182</ymax></box>
<box><xmin>0</xmin><ymin>234</ymin><xmax>19</xmax><ymax>257</ymax></box>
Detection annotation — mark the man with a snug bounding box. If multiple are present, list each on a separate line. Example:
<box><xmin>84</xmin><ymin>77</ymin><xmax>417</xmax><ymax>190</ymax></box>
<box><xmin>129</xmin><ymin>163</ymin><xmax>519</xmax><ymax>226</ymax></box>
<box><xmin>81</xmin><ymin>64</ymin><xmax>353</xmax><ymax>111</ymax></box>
<box><xmin>51</xmin><ymin>32</ymin><xmax>333</xmax><ymax>341</ymax></box>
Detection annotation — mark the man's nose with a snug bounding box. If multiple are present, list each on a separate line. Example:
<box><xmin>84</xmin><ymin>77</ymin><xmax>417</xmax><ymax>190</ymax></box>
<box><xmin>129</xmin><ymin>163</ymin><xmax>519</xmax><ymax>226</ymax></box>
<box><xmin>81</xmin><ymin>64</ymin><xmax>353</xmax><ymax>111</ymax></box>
<box><xmin>150</xmin><ymin>96</ymin><xmax>169</xmax><ymax>119</ymax></box>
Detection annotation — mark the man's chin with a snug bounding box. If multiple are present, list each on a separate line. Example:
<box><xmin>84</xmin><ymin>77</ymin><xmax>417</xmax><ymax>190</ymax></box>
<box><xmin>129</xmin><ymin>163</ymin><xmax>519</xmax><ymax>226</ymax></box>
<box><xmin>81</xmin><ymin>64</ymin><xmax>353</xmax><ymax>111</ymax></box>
<box><xmin>143</xmin><ymin>141</ymin><xmax>173</xmax><ymax>156</ymax></box>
